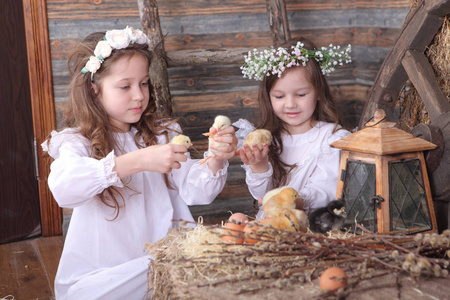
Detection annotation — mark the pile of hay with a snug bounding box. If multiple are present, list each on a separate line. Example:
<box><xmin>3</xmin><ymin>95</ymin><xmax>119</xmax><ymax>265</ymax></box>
<box><xmin>398</xmin><ymin>2</ymin><xmax>450</xmax><ymax>131</ymax></box>
<box><xmin>145</xmin><ymin>221</ymin><xmax>450</xmax><ymax>300</ymax></box>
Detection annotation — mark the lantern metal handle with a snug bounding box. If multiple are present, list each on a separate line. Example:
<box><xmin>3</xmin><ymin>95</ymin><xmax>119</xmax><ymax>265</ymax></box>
<box><xmin>364</xmin><ymin>116</ymin><xmax>386</xmax><ymax>128</ymax></box>
<box><xmin>370</xmin><ymin>195</ymin><xmax>384</xmax><ymax>210</ymax></box>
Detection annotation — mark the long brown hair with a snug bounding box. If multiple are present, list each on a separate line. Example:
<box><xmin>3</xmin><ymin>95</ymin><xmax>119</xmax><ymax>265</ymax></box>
<box><xmin>257</xmin><ymin>38</ymin><xmax>341</xmax><ymax>188</ymax></box>
<box><xmin>55</xmin><ymin>31</ymin><xmax>176</xmax><ymax>219</ymax></box>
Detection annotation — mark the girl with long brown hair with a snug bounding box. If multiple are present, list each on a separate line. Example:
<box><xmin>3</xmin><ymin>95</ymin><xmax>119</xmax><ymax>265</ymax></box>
<box><xmin>237</xmin><ymin>38</ymin><xmax>351</xmax><ymax>218</ymax></box>
<box><xmin>43</xmin><ymin>27</ymin><xmax>237</xmax><ymax>299</ymax></box>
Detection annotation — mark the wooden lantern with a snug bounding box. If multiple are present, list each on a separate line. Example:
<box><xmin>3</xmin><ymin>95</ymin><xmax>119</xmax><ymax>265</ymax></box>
<box><xmin>331</xmin><ymin>109</ymin><xmax>438</xmax><ymax>234</ymax></box>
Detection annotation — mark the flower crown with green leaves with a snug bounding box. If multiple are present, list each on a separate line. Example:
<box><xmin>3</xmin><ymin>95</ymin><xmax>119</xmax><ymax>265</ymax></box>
<box><xmin>240</xmin><ymin>41</ymin><xmax>352</xmax><ymax>81</ymax></box>
<box><xmin>81</xmin><ymin>26</ymin><xmax>151</xmax><ymax>76</ymax></box>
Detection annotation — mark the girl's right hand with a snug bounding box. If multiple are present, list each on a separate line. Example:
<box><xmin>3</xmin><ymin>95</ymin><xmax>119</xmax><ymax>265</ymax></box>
<box><xmin>114</xmin><ymin>144</ymin><xmax>188</xmax><ymax>178</ymax></box>
<box><xmin>139</xmin><ymin>144</ymin><xmax>188</xmax><ymax>173</ymax></box>
<box><xmin>238</xmin><ymin>143</ymin><xmax>270</xmax><ymax>173</ymax></box>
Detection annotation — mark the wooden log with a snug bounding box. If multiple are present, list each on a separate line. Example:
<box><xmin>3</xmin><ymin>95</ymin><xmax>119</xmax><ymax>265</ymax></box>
<box><xmin>46</xmin><ymin>0</ymin><xmax>411</xmax><ymax>20</ymax></box>
<box><xmin>138</xmin><ymin>0</ymin><xmax>173</xmax><ymax>117</ymax></box>
<box><xmin>266</xmin><ymin>0</ymin><xmax>291</xmax><ymax>46</ymax></box>
<box><xmin>402</xmin><ymin>49</ymin><xmax>450</xmax><ymax>121</ymax></box>
<box><xmin>166</xmin><ymin>47</ymin><xmax>265</xmax><ymax>67</ymax></box>
<box><xmin>173</xmin><ymin>90</ymin><xmax>259</xmax><ymax>113</ymax></box>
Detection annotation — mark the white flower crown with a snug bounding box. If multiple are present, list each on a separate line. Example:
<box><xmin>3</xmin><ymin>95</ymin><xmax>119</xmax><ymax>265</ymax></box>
<box><xmin>81</xmin><ymin>26</ymin><xmax>151</xmax><ymax>76</ymax></box>
<box><xmin>240</xmin><ymin>42</ymin><xmax>352</xmax><ymax>81</ymax></box>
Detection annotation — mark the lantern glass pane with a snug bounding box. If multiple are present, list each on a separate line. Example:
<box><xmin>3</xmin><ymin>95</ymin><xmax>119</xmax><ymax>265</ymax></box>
<box><xmin>341</xmin><ymin>160</ymin><xmax>377</xmax><ymax>233</ymax></box>
<box><xmin>389</xmin><ymin>159</ymin><xmax>432</xmax><ymax>233</ymax></box>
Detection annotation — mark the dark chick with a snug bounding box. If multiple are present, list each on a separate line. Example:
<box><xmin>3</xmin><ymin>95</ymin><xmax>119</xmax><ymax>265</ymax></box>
<box><xmin>309</xmin><ymin>200</ymin><xmax>347</xmax><ymax>234</ymax></box>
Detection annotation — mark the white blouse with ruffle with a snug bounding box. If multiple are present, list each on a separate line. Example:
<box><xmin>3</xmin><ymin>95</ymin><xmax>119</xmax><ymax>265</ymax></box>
<box><xmin>236</xmin><ymin>120</ymin><xmax>350</xmax><ymax>216</ymax></box>
<box><xmin>43</xmin><ymin>125</ymin><xmax>228</xmax><ymax>299</ymax></box>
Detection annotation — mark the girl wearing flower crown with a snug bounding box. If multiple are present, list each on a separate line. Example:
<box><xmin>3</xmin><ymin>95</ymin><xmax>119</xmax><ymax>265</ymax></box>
<box><xmin>236</xmin><ymin>38</ymin><xmax>352</xmax><ymax>218</ymax></box>
<box><xmin>43</xmin><ymin>27</ymin><xmax>237</xmax><ymax>299</ymax></box>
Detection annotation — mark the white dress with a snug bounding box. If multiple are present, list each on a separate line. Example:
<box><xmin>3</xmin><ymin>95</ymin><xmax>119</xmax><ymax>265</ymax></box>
<box><xmin>43</xmin><ymin>125</ymin><xmax>228</xmax><ymax>300</ymax></box>
<box><xmin>236</xmin><ymin>120</ymin><xmax>350</xmax><ymax>217</ymax></box>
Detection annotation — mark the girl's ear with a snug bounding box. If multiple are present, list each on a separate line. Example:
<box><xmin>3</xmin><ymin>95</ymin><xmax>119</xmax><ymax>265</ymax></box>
<box><xmin>91</xmin><ymin>82</ymin><xmax>98</xmax><ymax>93</ymax></box>
<box><xmin>91</xmin><ymin>82</ymin><xmax>100</xmax><ymax>99</ymax></box>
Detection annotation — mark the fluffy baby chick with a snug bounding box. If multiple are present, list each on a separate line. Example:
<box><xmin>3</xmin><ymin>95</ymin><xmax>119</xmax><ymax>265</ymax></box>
<box><xmin>243</xmin><ymin>129</ymin><xmax>273</xmax><ymax>151</ymax></box>
<box><xmin>197</xmin><ymin>115</ymin><xmax>231</xmax><ymax>165</ymax></box>
<box><xmin>170</xmin><ymin>134</ymin><xmax>193</xmax><ymax>148</ymax></box>
<box><xmin>261</xmin><ymin>208</ymin><xmax>308</xmax><ymax>232</ymax></box>
<box><xmin>263</xmin><ymin>187</ymin><xmax>300</xmax><ymax>218</ymax></box>
<box><xmin>290</xmin><ymin>208</ymin><xmax>309</xmax><ymax>233</ymax></box>
<box><xmin>309</xmin><ymin>199</ymin><xmax>347</xmax><ymax>234</ymax></box>
<box><xmin>262</xmin><ymin>186</ymin><xmax>289</xmax><ymax>205</ymax></box>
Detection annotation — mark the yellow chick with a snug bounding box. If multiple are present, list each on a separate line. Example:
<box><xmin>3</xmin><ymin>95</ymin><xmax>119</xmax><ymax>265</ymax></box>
<box><xmin>170</xmin><ymin>134</ymin><xmax>193</xmax><ymax>148</ymax></box>
<box><xmin>243</xmin><ymin>129</ymin><xmax>272</xmax><ymax>151</ymax></box>
<box><xmin>197</xmin><ymin>115</ymin><xmax>231</xmax><ymax>165</ymax></box>
<box><xmin>290</xmin><ymin>208</ymin><xmax>309</xmax><ymax>233</ymax></box>
<box><xmin>260</xmin><ymin>208</ymin><xmax>308</xmax><ymax>232</ymax></box>
<box><xmin>263</xmin><ymin>187</ymin><xmax>300</xmax><ymax>218</ymax></box>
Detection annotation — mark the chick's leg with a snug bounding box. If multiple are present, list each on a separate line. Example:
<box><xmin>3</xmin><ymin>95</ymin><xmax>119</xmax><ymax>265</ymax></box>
<box><xmin>196</xmin><ymin>156</ymin><xmax>211</xmax><ymax>165</ymax></box>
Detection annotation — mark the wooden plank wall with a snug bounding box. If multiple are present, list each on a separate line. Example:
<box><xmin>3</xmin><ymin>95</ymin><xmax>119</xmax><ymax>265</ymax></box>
<box><xmin>46</xmin><ymin>0</ymin><xmax>411</xmax><ymax>224</ymax></box>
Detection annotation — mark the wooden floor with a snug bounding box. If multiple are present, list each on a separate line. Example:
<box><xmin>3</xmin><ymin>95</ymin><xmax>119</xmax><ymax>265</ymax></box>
<box><xmin>0</xmin><ymin>235</ymin><xmax>65</xmax><ymax>300</ymax></box>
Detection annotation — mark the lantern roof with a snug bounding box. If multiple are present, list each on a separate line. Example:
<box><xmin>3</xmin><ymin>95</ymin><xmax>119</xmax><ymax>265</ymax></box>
<box><xmin>331</xmin><ymin>109</ymin><xmax>436</xmax><ymax>155</ymax></box>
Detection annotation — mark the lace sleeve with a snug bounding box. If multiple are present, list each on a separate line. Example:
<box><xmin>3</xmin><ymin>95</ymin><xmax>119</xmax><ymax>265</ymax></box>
<box><xmin>103</xmin><ymin>151</ymin><xmax>124</xmax><ymax>188</ymax></box>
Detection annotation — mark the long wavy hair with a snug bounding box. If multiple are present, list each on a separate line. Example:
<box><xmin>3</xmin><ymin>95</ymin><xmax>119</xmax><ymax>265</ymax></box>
<box><xmin>257</xmin><ymin>38</ymin><xmax>341</xmax><ymax>188</ymax></box>
<box><xmin>54</xmin><ymin>31</ymin><xmax>177</xmax><ymax>219</ymax></box>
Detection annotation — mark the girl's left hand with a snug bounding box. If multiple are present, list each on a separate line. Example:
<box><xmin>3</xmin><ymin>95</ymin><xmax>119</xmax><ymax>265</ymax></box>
<box><xmin>209</xmin><ymin>125</ymin><xmax>238</xmax><ymax>161</ymax></box>
<box><xmin>238</xmin><ymin>143</ymin><xmax>270</xmax><ymax>173</ymax></box>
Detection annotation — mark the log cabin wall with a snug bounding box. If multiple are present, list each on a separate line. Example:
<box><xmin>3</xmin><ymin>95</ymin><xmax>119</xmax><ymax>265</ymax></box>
<box><xmin>46</xmin><ymin>0</ymin><xmax>411</xmax><ymax>225</ymax></box>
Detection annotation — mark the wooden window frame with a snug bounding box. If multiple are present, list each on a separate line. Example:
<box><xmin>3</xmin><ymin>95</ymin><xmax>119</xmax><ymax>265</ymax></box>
<box><xmin>22</xmin><ymin>0</ymin><xmax>62</xmax><ymax>236</ymax></box>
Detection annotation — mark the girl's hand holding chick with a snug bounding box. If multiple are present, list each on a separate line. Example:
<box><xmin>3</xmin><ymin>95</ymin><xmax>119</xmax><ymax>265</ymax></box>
<box><xmin>206</xmin><ymin>125</ymin><xmax>239</xmax><ymax>174</ymax></box>
<box><xmin>144</xmin><ymin>144</ymin><xmax>189</xmax><ymax>173</ymax></box>
<box><xmin>115</xmin><ymin>143</ymin><xmax>189</xmax><ymax>177</ymax></box>
<box><xmin>238</xmin><ymin>129</ymin><xmax>272</xmax><ymax>173</ymax></box>
<box><xmin>238</xmin><ymin>142</ymin><xmax>270</xmax><ymax>173</ymax></box>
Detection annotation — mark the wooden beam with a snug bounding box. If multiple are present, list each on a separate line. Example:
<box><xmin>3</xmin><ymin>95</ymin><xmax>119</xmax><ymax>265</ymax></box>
<box><xmin>22</xmin><ymin>0</ymin><xmax>62</xmax><ymax>237</ymax></box>
<box><xmin>402</xmin><ymin>49</ymin><xmax>450</xmax><ymax>121</ymax></box>
<box><xmin>265</xmin><ymin>0</ymin><xmax>291</xmax><ymax>46</ymax></box>
<box><xmin>137</xmin><ymin>0</ymin><xmax>173</xmax><ymax>117</ymax></box>
<box><xmin>166</xmin><ymin>47</ymin><xmax>267</xmax><ymax>67</ymax></box>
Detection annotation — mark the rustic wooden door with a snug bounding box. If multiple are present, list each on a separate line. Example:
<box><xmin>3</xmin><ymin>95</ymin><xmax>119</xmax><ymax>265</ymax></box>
<box><xmin>0</xmin><ymin>0</ymin><xmax>41</xmax><ymax>244</ymax></box>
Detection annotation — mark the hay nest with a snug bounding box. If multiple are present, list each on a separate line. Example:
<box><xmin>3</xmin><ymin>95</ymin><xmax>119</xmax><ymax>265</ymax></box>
<box><xmin>145</xmin><ymin>220</ymin><xmax>450</xmax><ymax>300</ymax></box>
<box><xmin>398</xmin><ymin>2</ymin><xmax>450</xmax><ymax>131</ymax></box>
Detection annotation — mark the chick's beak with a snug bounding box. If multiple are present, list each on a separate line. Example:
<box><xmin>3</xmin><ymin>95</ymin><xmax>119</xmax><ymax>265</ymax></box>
<box><xmin>334</xmin><ymin>207</ymin><xmax>347</xmax><ymax>217</ymax></box>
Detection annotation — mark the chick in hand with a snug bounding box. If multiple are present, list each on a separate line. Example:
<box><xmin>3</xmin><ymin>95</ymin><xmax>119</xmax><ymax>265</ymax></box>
<box><xmin>243</xmin><ymin>129</ymin><xmax>272</xmax><ymax>151</ymax></box>
<box><xmin>261</xmin><ymin>208</ymin><xmax>308</xmax><ymax>232</ymax></box>
<box><xmin>170</xmin><ymin>134</ymin><xmax>193</xmax><ymax>148</ymax></box>
<box><xmin>197</xmin><ymin>115</ymin><xmax>232</xmax><ymax>165</ymax></box>
<box><xmin>263</xmin><ymin>186</ymin><xmax>301</xmax><ymax>218</ymax></box>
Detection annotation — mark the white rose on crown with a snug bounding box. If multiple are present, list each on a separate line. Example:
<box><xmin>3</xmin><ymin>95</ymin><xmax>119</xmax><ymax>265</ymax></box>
<box><xmin>105</xmin><ymin>29</ymin><xmax>131</xmax><ymax>49</ymax></box>
<box><xmin>84</xmin><ymin>56</ymin><xmax>102</xmax><ymax>73</ymax></box>
<box><xmin>126</xmin><ymin>26</ymin><xmax>149</xmax><ymax>45</ymax></box>
<box><xmin>125</xmin><ymin>27</ymin><xmax>136</xmax><ymax>42</ymax></box>
<box><xmin>94</xmin><ymin>40</ymin><xmax>112</xmax><ymax>60</ymax></box>
<box><xmin>134</xmin><ymin>31</ymin><xmax>150</xmax><ymax>45</ymax></box>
